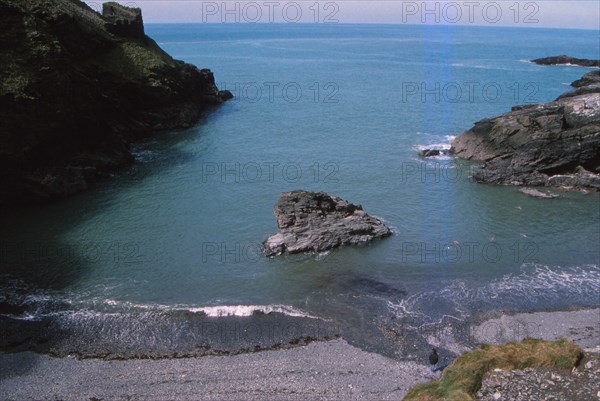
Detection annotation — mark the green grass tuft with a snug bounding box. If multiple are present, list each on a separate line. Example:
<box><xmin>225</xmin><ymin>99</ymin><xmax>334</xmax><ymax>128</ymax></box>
<box><xmin>403</xmin><ymin>338</ymin><xmax>582</xmax><ymax>401</ymax></box>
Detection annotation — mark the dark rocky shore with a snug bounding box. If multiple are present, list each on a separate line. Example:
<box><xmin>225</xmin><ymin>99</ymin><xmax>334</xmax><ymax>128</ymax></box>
<box><xmin>451</xmin><ymin>70</ymin><xmax>600</xmax><ymax>191</ymax></box>
<box><xmin>531</xmin><ymin>55</ymin><xmax>600</xmax><ymax>68</ymax></box>
<box><xmin>0</xmin><ymin>0</ymin><xmax>231</xmax><ymax>206</ymax></box>
<box><xmin>262</xmin><ymin>190</ymin><xmax>392</xmax><ymax>256</ymax></box>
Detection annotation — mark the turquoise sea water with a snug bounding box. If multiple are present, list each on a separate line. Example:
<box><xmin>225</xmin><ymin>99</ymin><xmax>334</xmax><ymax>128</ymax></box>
<box><xmin>1</xmin><ymin>24</ymin><xmax>599</xmax><ymax>354</ymax></box>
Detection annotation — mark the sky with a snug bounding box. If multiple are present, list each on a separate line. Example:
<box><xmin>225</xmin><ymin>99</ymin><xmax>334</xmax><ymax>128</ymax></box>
<box><xmin>87</xmin><ymin>1</ymin><xmax>600</xmax><ymax>29</ymax></box>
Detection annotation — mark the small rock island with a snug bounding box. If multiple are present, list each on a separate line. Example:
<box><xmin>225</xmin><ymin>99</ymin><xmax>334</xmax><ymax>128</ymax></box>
<box><xmin>262</xmin><ymin>191</ymin><xmax>392</xmax><ymax>256</ymax></box>
<box><xmin>531</xmin><ymin>55</ymin><xmax>600</xmax><ymax>68</ymax></box>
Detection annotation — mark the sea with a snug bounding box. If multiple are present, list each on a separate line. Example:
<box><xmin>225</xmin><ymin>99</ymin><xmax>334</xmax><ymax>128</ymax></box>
<box><xmin>1</xmin><ymin>23</ymin><xmax>599</xmax><ymax>359</ymax></box>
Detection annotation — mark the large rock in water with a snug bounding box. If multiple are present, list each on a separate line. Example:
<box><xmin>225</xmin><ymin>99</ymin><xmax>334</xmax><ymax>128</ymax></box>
<box><xmin>262</xmin><ymin>191</ymin><xmax>392</xmax><ymax>256</ymax></box>
<box><xmin>0</xmin><ymin>0</ymin><xmax>231</xmax><ymax>205</ymax></box>
<box><xmin>451</xmin><ymin>71</ymin><xmax>600</xmax><ymax>191</ymax></box>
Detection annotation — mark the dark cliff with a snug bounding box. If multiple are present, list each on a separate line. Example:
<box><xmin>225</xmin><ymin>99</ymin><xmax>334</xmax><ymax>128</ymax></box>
<box><xmin>0</xmin><ymin>0</ymin><xmax>232</xmax><ymax>205</ymax></box>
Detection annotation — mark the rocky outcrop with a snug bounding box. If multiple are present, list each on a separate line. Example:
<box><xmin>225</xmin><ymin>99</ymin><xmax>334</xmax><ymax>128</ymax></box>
<box><xmin>571</xmin><ymin>70</ymin><xmax>600</xmax><ymax>88</ymax></box>
<box><xmin>0</xmin><ymin>0</ymin><xmax>232</xmax><ymax>205</ymax></box>
<box><xmin>262</xmin><ymin>191</ymin><xmax>392</xmax><ymax>256</ymax></box>
<box><xmin>419</xmin><ymin>149</ymin><xmax>441</xmax><ymax>157</ymax></box>
<box><xmin>451</xmin><ymin>72</ymin><xmax>600</xmax><ymax>191</ymax></box>
<box><xmin>531</xmin><ymin>55</ymin><xmax>600</xmax><ymax>68</ymax></box>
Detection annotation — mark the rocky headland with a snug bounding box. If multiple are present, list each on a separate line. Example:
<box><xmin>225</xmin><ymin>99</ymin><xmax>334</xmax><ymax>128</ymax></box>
<box><xmin>0</xmin><ymin>0</ymin><xmax>232</xmax><ymax>205</ymax></box>
<box><xmin>451</xmin><ymin>70</ymin><xmax>600</xmax><ymax>191</ymax></box>
<box><xmin>531</xmin><ymin>55</ymin><xmax>600</xmax><ymax>68</ymax></box>
<box><xmin>262</xmin><ymin>190</ymin><xmax>392</xmax><ymax>256</ymax></box>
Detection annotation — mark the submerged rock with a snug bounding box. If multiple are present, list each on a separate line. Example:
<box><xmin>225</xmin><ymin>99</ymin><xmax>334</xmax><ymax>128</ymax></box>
<box><xmin>518</xmin><ymin>187</ymin><xmax>559</xmax><ymax>199</ymax></box>
<box><xmin>262</xmin><ymin>190</ymin><xmax>392</xmax><ymax>257</ymax></box>
<box><xmin>531</xmin><ymin>55</ymin><xmax>600</xmax><ymax>67</ymax></box>
<box><xmin>451</xmin><ymin>71</ymin><xmax>600</xmax><ymax>191</ymax></box>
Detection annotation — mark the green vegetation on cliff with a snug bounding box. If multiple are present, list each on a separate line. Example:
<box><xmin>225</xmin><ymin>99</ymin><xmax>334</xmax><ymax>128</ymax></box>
<box><xmin>403</xmin><ymin>338</ymin><xmax>582</xmax><ymax>401</ymax></box>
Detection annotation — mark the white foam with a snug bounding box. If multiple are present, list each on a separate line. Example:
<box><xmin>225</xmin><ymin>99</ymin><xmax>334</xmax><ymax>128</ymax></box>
<box><xmin>451</xmin><ymin>62</ymin><xmax>523</xmax><ymax>71</ymax></box>
<box><xmin>103</xmin><ymin>299</ymin><xmax>157</xmax><ymax>310</ymax></box>
<box><xmin>561</xmin><ymin>63</ymin><xmax>598</xmax><ymax>68</ymax></box>
<box><xmin>523</xmin><ymin>60</ymin><xmax>599</xmax><ymax>69</ymax></box>
<box><xmin>386</xmin><ymin>264</ymin><xmax>600</xmax><ymax>320</ymax></box>
<box><xmin>413</xmin><ymin>133</ymin><xmax>456</xmax><ymax>160</ymax></box>
<box><xmin>187</xmin><ymin>304</ymin><xmax>316</xmax><ymax>318</ymax></box>
<box><xmin>0</xmin><ymin>313</ymin><xmax>38</xmax><ymax>321</ymax></box>
<box><xmin>387</xmin><ymin>295</ymin><xmax>428</xmax><ymax>319</ymax></box>
<box><xmin>98</xmin><ymin>299</ymin><xmax>317</xmax><ymax>319</ymax></box>
<box><xmin>444</xmin><ymin>135</ymin><xmax>456</xmax><ymax>142</ymax></box>
<box><xmin>414</xmin><ymin>143</ymin><xmax>452</xmax><ymax>151</ymax></box>
<box><xmin>315</xmin><ymin>251</ymin><xmax>331</xmax><ymax>260</ymax></box>
<box><xmin>15</xmin><ymin>295</ymin><xmax>320</xmax><ymax>322</ymax></box>
<box><xmin>490</xmin><ymin>264</ymin><xmax>600</xmax><ymax>296</ymax></box>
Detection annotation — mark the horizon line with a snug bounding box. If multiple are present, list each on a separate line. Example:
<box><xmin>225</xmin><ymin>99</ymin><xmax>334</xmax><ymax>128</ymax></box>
<box><xmin>142</xmin><ymin>21</ymin><xmax>599</xmax><ymax>31</ymax></box>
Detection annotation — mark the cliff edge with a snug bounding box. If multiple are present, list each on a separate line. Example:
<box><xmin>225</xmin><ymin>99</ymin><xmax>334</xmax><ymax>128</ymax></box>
<box><xmin>0</xmin><ymin>0</ymin><xmax>232</xmax><ymax>205</ymax></box>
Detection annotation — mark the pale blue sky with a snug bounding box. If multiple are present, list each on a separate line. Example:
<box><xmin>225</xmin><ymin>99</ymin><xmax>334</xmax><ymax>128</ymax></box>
<box><xmin>89</xmin><ymin>1</ymin><xmax>599</xmax><ymax>29</ymax></box>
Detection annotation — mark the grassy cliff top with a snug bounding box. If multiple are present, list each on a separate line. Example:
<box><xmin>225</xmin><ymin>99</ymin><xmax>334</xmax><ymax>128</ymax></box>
<box><xmin>0</xmin><ymin>0</ymin><xmax>177</xmax><ymax>98</ymax></box>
